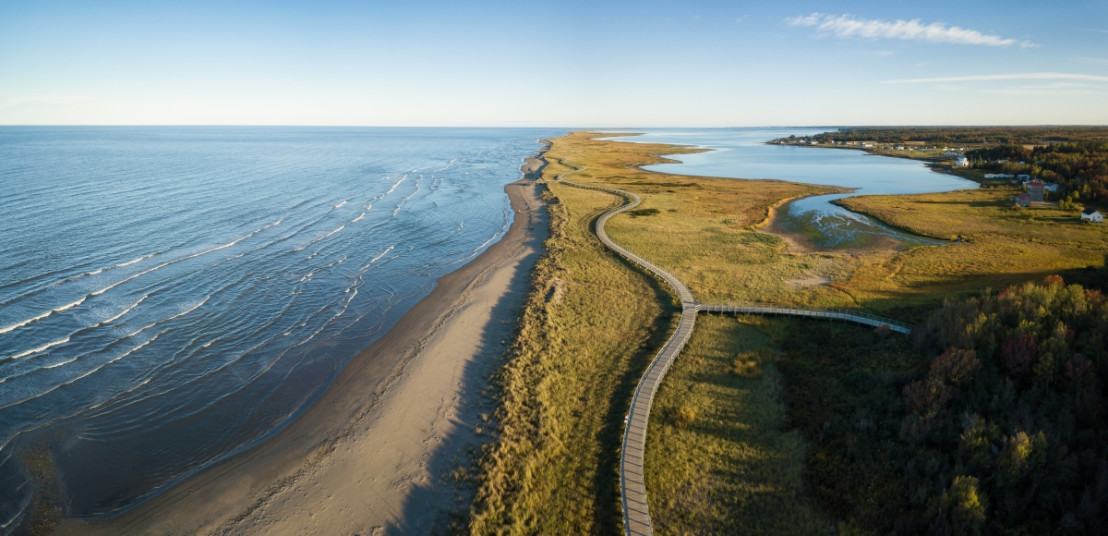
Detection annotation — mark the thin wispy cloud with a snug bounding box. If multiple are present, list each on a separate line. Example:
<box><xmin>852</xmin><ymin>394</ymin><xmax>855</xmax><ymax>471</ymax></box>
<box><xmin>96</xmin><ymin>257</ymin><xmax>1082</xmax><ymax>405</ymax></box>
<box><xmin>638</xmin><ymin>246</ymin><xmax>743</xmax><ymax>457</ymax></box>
<box><xmin>787</xmin><ymin>13</ymin><xmax>1036</xmax><ymax>48</ymax></box>
<box><xmin>1074</xmin><ymin>57</ymin><xmax>1108</xmax><ymax>67</ymax></box>
<box><xmin>884</xmin><ymin>73</ymin><xmax>1108</xmax><ymax>84</ymax></box>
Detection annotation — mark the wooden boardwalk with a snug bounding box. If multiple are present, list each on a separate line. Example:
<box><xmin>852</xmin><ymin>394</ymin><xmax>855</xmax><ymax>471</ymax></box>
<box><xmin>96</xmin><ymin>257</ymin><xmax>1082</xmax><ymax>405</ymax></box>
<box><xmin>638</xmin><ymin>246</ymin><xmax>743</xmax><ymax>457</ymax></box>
<box><xmin>557</xmin><ymin>177</ymin><xmax>697</xmax><ymax>536</ymax></box>
<box><xmin>699</xmin><ymin>304</ymin><xmax>911</xmax><ymax>334</ymax></box>
<box><xmin>553</xmin><ymin>171</ymin><xmax>910</xmax><ymax>536</ymax></box>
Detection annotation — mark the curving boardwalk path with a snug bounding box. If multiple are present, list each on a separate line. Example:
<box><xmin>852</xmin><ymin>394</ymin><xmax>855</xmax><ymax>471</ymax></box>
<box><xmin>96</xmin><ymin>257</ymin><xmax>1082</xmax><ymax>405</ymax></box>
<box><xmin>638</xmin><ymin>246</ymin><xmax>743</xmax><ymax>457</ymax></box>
<box><xmin>551</xmin><ymin>166</ymin><xmax>909</xmax><ymax>536</ymax></box>
<box><xmin>699</xmin><ymin>304</ymin><xmax>911</xmax><ymax>334</ymax></box>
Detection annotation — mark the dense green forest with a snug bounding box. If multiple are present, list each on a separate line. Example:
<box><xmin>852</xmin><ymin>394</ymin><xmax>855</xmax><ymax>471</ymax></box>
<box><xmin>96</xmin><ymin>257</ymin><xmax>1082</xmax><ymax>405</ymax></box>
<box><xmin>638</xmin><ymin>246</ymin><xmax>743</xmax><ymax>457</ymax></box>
<box><xmin>795</xmin><ymin>127</ymin><xmax>1108</xmax><ymax>205</ymax></box>
<box><xmin>777</xmin><ymin>271</ymin><xmax>1108</xmax><ymax>534</ymax></box>
<box><xmin>965</xmin><ymin>141</ymin><xmax>1108</xmax><ymax>205</ymax></box>
<box><xmin>809</xmin><ymin>126</ymin><xmax>1108</xmax><ymax>146</ymax></box>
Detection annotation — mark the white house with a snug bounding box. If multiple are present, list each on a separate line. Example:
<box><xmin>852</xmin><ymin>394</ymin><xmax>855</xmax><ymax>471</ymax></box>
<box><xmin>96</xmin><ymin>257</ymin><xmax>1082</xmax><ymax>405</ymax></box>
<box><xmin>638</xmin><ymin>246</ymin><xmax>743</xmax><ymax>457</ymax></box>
<box><xmin>955</xmin><ymin>156</ymin><xmax>970</xmax><ymax>168</ymax></box>
<box><xmin>1082</xmin><ymin>208</ymin><xmax>1103</xmax><ymax>223</ymax></box>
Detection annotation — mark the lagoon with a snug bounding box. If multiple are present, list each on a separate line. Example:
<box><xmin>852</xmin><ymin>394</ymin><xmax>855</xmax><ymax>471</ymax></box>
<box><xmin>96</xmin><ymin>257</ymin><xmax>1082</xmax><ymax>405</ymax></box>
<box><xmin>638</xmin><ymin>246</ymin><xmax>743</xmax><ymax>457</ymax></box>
<box><xmin>608</xmin><ymin>128</ymin><xmax>978</xmax><ymax>248</ymax></box>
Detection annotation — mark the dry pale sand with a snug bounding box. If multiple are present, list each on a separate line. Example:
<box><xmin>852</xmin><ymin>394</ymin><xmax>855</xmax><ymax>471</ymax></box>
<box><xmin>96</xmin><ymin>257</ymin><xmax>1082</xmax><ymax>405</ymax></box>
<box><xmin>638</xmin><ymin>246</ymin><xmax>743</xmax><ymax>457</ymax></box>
<box><xmin>53</xmin><ymin>164</ymin><xmax>549</xmax><ymax>535</ymax></box>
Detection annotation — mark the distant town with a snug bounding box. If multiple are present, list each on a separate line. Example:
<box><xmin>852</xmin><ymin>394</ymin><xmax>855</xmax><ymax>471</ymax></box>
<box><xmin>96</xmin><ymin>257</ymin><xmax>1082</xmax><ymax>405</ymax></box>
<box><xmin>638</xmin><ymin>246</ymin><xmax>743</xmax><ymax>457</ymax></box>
<box><xmin>772</xmin><ymin>126</ymin><xmax>1108</xmax><ymax>222</ymax></box>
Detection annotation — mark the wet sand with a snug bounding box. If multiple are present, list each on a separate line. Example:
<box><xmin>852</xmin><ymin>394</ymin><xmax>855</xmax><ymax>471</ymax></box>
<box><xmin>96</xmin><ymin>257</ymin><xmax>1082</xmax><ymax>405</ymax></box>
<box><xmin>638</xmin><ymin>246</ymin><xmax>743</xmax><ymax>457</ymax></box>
<box><xmin>53</xmin><ymin>156</ymin><xmax>550</xmax><ymax>535</ymax></box>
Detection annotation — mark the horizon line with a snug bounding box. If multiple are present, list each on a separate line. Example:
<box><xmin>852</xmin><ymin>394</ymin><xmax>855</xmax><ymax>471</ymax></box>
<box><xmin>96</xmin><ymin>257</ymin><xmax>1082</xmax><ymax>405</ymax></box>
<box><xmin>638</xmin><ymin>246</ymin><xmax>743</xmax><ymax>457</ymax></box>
<box><xmin>2</xmin><ymin>123</ymin><xmax>1107</xmax><ymax>129</ymax></box>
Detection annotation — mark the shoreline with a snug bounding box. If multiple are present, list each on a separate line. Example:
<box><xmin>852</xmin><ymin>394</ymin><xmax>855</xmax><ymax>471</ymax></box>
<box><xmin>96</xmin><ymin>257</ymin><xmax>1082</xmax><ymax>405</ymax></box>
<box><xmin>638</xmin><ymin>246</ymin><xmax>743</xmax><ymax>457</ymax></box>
<box><xmin>52</xmin><ymin>149</ymin><xmax>551</xmax><ymax>535</ymax></box>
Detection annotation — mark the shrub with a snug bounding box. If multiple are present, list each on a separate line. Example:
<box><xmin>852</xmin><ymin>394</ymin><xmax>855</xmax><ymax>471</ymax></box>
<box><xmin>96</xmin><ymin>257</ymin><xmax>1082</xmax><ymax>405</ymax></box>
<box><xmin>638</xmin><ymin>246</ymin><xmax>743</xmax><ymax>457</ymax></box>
<box><xmin>730</xmin><ymin>350</ymin><xmax>765</xmax><ymax>378</ymax></box>
<box><xmin>672</xmin><ymin>405</ymin><xmax>697</xmax><ymax>428</ymax></box>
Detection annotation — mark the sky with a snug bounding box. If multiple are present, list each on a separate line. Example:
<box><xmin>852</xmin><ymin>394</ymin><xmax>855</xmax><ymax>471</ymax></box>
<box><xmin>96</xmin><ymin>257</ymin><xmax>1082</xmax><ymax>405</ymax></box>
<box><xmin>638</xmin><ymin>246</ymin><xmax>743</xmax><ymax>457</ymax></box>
<box><xmin>1</xmin><ymin>0</ymin><xmax>1106</xmax><ymax>127</ymax></box>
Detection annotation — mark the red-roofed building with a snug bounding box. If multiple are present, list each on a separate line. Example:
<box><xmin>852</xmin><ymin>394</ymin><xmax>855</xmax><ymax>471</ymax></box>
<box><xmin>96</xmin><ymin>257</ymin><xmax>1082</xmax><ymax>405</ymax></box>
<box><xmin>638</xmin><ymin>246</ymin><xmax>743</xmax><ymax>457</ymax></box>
<box><xmin>1028</xmin><ymin>180</ymin><xmax>1045</xmax><ymax>202</ymax></box>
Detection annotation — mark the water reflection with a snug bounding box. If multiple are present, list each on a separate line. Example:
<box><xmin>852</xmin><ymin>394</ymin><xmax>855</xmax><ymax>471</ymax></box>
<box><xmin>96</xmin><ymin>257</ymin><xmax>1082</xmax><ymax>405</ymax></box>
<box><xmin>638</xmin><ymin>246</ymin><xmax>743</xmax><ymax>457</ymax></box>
<box><xmin>607</xmin><ymin>129</ymin><xmax>976</xmax><ymax>250</ymax></box>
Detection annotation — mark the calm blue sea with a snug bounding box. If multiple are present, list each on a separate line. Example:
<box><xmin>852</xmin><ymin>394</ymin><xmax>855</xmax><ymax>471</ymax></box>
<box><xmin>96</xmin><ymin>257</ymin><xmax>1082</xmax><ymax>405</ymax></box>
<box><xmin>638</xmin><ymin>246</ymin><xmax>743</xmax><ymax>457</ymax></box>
<box><xmin>0</xmin><ymin>126</ymin><xmax>560</xmax><ymax>530</ymax></box>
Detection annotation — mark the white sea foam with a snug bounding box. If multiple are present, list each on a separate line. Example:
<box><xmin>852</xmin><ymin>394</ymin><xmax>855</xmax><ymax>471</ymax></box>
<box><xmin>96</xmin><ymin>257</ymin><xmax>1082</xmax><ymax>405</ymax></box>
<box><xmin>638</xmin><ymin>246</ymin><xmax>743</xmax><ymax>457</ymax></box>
<box><xmin>370</xmin><ymin>245</ymin><xmax>395</xmax><ymax>265</ymax></box>
<box><xmin>392</xmin><ymin>182</ymin><xmax>421</xmax><ymax>217</ymax></box>
<box><xmin>385</xmin><ymin>174</ymin><xmax>407</xmax><ymax>196</ymax></box>
<box><xmin>43</xmin><ymin>355</ymin><xmax>81</xmax><ymax>369</ymax></box>
<box><xmin>168</xmin><ymin>296</ymin><xmax>210</xmax><ymax>322</ymax></box>
<box><xmin>9</xmin><ymin>336</ymin><xmax>71</xmax><ymax>360</ymax></box>
<box><xmin>103</xmin><ymin>295</ymin><xmax>148</xmax><ymax>325</ymax></box>
<box><xmin>0</xmin><ymin>294</ymin><xmax>89</xmax><ymax>336</ymax></box>
<box><xmin>321</xmin><ymin>224</ymin><xmax>345</xmax><ymax>239</ymax></box>
<box><xmin>0</xmin><ymin>310</ymin><xmax>52</xmax><ymax>336</ymax></box>
<box><xmin>351</xmin><ymin>212</ymin><xmax>365</xmax><ymax>223</ymax></box>
<box><xmin>60</xmin><ymin>252</ymin><xmax>158</xmax><ymax>285</ymax></box>
<box><xmin>334</xmin><ymin>200</ymin><xmax>347</xmax><ymax>209</ymax></box>
<box><xmin>117</xmin><ymin>253</ymin><xmax>157</xmax><ymax>268</ymax></box>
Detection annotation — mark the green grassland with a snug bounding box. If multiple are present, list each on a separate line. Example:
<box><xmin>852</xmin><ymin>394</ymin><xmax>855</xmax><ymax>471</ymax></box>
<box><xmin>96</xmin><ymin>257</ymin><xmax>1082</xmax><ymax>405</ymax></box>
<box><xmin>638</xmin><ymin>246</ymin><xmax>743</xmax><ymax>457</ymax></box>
<box><xmin>467</xmin><ymin>175</ymin><xmax>673</xmax><ymax>534</ymax></box>
<box><xmin>469</xmin><ymin>131</ymin><xmax>1108</xmax><ymax>534</ymax></box>
<box><xmin>548</xmin><ymin>132</ymin><xmax>850</xmax><ymax>306</ymax></box>
<box><xmin>837</xmin><ymin>188</ymin><xmax>1108</xmax><ymax>306</ymax></box>
<box><xmin>645</xmin><ymin>314</ymin><xmax>833</xmax><ymax>535</ymax></box>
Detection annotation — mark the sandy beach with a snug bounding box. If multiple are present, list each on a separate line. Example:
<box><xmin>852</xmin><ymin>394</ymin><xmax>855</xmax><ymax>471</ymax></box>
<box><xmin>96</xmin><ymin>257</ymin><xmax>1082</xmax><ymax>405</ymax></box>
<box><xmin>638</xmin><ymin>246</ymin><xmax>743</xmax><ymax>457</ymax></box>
<box><xmin>52</xmin><ymin>155</ymin><xmax>549</xmax><ymax>535</ymax></box>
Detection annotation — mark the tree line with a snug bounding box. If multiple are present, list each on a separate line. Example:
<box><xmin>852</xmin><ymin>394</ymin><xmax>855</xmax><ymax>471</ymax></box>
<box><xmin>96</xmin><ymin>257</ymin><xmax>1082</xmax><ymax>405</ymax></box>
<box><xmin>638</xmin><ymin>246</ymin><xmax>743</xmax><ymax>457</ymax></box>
<box><xmin>965</xmin><ymin>141</ymin><xmax>1108</xmax><ymax>205</ymax></box>
<box><xmin>777</xmin><ymin>271</ymin><xmax>1108</xmax><ymax>534</ymax></box>
<box><xmin>809</xmin><ymin>126</ymin><xmax>1108</xmax><ymax>146</ymax></box>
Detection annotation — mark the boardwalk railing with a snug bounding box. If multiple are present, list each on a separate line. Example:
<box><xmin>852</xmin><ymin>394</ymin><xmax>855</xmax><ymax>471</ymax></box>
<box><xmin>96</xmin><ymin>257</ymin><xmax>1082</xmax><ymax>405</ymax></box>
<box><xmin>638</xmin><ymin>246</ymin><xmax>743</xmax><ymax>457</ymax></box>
<box><xmin>699</xmin><ymin>303</ymin><xmax>912</xmax><ymax>334</ymax></box>
<box><xmin>551</xmin><ymin>169</ymin><xmax>911</xmax><ymax>536</ymax></box>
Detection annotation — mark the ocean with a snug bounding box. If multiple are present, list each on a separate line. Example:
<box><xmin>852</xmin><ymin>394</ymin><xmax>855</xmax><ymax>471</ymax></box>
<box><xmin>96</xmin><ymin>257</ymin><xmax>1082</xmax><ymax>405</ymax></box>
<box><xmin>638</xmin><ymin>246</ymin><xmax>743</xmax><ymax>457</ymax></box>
<box><xmin>0</xmin><ymin>126</ymin><xmax>560</xmax><ymax>531</ymax></box>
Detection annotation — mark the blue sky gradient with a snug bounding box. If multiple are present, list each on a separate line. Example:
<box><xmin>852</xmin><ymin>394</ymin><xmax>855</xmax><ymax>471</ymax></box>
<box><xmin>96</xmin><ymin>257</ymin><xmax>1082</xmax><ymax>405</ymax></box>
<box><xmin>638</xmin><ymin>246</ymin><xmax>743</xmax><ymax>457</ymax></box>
<box><xmin>2</xmin><ymin>0</ymin><xmax>1106</xmax><ymax>126</ymax></box>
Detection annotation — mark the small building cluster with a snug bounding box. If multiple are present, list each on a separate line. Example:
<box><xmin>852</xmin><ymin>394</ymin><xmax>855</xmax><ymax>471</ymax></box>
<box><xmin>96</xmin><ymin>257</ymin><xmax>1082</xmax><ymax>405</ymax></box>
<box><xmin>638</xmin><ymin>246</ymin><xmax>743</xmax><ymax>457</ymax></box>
<box><xmin>1027</xmin><ymin>180</ymin><xmax>1045</xmax><ymax>202</ymax></box>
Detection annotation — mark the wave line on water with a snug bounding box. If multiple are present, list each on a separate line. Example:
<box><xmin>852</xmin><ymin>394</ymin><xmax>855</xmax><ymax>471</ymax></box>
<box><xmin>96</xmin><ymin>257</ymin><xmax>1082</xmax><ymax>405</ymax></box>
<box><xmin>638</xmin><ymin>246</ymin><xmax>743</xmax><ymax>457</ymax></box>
<box><xmin>0</xmin><ymin>292</ymin><xmax>96</xmax><ymax>335</ymax></box>
<box><xmin>84</xmin><ymin>226</ymin><xmax>270</xmax><ymax>301</ymax></box>
<box><xmin>0</xmin><ymin>330</ymin><xmax>167</xmax><ymax>412</ymax></box>
<box><xmin>7</xmin><ymin>336</ymin><xmax>71</xmax><ymax>360</ymax></box>
<box><xmin>384</xmin><ymin>174</ymin><xmax>407</xmax><ymax>196</ymax></box>
<box><xmin>59</xmin><ymin>253</ymin><xmax>159</xmax><ymax>286</ymax></box>
<box><xmin>392</xmin><ymin>179</ymin><xmax>422</xmax><ymax>217</ymax></box>
<box><xmin>368</xmin><ymin>245</ymin><xmax>395</xmax><ymax>267</ymax></box>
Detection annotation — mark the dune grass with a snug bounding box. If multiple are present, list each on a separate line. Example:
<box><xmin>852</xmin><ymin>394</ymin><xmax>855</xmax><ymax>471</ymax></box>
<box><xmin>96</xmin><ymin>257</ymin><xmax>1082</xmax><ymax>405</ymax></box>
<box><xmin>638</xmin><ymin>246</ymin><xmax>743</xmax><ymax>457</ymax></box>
<box><xmin>646</xmin><ymin>314</ymin><xmax>834</xmax><ymax>535</ymax></box>
<box><xmin>467</xmin><ymin>175</ymin><xmax>676</xmax><ymax>534</ymax></box>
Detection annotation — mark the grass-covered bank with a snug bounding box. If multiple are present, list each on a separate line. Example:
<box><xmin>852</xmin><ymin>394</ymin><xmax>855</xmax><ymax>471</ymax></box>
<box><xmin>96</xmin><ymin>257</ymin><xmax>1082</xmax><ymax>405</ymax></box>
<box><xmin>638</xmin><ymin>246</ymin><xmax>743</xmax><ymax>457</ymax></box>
<box><xmin>645</xmin><ymin>314</ymin><xmax>833</xmax><ymax>535</ymax></box>
<box><xmin>837</xmin><ymin>188</ymin><xmax>1108</xmax><ymax>302</ymax></box>
<box><xmin>467</xmin><ymin>173</ymin><xmax>675</xmax><ymax>533</ymax></box>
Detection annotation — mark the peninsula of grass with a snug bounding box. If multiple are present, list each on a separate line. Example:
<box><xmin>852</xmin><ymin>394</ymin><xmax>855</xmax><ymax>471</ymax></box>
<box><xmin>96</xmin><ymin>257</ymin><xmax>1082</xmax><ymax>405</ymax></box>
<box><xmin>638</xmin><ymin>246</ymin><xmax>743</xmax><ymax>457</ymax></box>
<box><xmin>469</xmin><ymin>131</ymin><xmax>1108</xmax><ymax>534</ymax></box>
<box><xmin>467</xmin><ymin>167</ymin><xmax>675</xmax><ymax>534</ymax></box>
